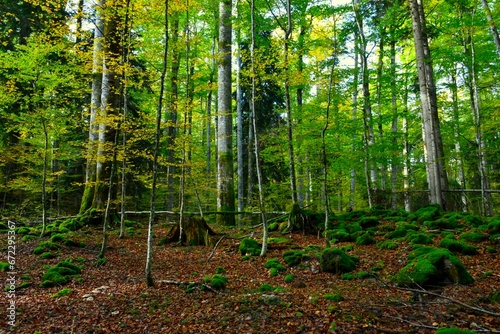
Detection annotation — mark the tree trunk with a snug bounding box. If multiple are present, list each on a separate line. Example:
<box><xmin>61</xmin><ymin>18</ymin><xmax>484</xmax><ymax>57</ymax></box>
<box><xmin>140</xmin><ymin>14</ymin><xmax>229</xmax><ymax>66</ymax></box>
<box><xmin>481</xmin><ymin>0</ymin><xmax>500</xmax><ymax>55</ymax></box>
<box><xmin>350</xmin><ymin>30</ymin><xmax>360</xmax><ymax>211</ymax></box>
<box><xmin>390</xmin><ymin>34</ymin><xmax>398</xmax><ymax>211</ymax></box>
<box><xmin>236</xmin><ymin>17</ymin><xmax>247</xmax><ymax>221</ymax></box>
<box><xmin>216</xmin><ymin>0</ymin><xmax>235</xmax><ymax>225</ymax></box>
<box><xmin>409</xmin><ymin>0</ymin><xmax>448</xmax><ymax>209</ymax></box>
<box><xmin>146</xmin><ymin>0</ymin><xmax>169</xmax><ymax>287</ymax></box>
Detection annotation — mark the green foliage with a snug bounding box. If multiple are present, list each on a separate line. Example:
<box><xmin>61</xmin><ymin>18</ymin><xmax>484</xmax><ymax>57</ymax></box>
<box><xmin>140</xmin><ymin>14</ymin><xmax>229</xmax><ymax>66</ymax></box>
<box><xmin>22</xmin><ymin>235</ymin><xmax>37</xmax><ymax>242</ymax></box>
<box><xmin>258</xmin><ymin>283</ymin><xmax>277</xmax><ymax>292</ymax></box>
<box><xmin>356</xmin><ymin>271</ymin><xmax>371</xmax><ymax>279</ymax></box>
<box><xmin>394</xmin><ymin>246</ymin><xmax>474</xmax><ymax>287</ymax></box>
<box><xmin>355</xmin><ymin>232</ymin><xmax>376</xmax><ymax>246</ymax></box>
<box><xmin>423</xmin><ymin>217</ymin><xmax>459</xmax><ymax>230</ymax></box>
<box><xmin>324</xmin><ymin>293</ymin><xmax>344</xmax><ymax>302</ymax></box>
<box><xmin>239</xmin><ymin>238</ymin><xmax>260</xmax><ymax>256</ymax></box>
<box><xmin>341</xmin><ymin>273</ymin><xmax>355</xmax><ymax>280</ymax></box>
<box><xmin>16</xmin><ymin>226</ymin><xmax>32</xmax><ymax>235</ymax></box>
<box><xmin>59</xmin><ymin>218</ymin><xmax>83</xmax><ymax>232</ymax></box>
<box><xmin>52</xmin><ymin>288</ymin><xmax>72</xmax><ymax>298</ymax></box>
<box><xmin>319</xmin><ymin>248</ymin><xmax>357</xmax><ymax>274</ymax></box>
<box><xmin>268</xmin><ymin>237</ymin><xmax>290</xmax><ymax>244</ymax></box>
<box><xmin>284</xmin><ymin>274</ymin><xmax>294</xmax><ymax>283</ymax></box>
<box><xmin>264</xmin><ymin>258</ymin><xmax>286</xmax><ymax>272</ymax></box>
<box><xmin>215</xmin><ymin>266</ymin><xmax>226</xmax><ymax>274</ymax></box>
<box><xmin>268</xmin><ymin>222</ymin><xmax>279</xmax><ymax>232</ymax></box>
<box><xmin>269</xmin><ymin>267</ymin><xmax>279</xmax><ymax>277</ymax></box>
<box><xmin>282</xmin><ymin>250</ymin><xmax>305</xmax><ymax>266</ymax></box>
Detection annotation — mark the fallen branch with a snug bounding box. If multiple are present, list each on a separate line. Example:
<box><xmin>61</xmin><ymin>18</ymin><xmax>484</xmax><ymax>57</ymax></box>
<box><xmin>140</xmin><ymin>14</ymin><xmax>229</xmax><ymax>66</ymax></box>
<box><xmin>207</xmin><ymin>234</ymin><xmax>227</xmax><ymax>262</ymax></box>
<box><xmin>158</xmin><ymin>280</ymin><xmax>217</xmax><ymax>293</ymax></box>
<box><xmin>376</xmin><ymin>277</ymin><xmax>500</xmax><ymax>317</ymax></box>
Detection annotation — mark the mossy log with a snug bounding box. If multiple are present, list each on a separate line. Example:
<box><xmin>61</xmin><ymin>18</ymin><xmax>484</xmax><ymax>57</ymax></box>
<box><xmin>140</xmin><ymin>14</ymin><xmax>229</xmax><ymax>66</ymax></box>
<box><xmin>164</xmin><ymin>216</ymin><xmax>218</xmax><ymax>246</ymax></box>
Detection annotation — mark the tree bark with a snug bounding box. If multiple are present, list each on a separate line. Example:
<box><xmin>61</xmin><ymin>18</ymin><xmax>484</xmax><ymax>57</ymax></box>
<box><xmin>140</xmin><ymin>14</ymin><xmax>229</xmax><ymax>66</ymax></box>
<box><xmin>409</xmin><ymin>0</ymin><xmax>448</xmax><ymax>209</ymax></box>
<box><xmin>481</xmin><ymin>0</ymin><xmax>500</xmax><ymax>55</ymax></box>
<box><xmin>216</xmin><ymin>0</ymin><xmax>235</xmax><ymax>225</ymax></box>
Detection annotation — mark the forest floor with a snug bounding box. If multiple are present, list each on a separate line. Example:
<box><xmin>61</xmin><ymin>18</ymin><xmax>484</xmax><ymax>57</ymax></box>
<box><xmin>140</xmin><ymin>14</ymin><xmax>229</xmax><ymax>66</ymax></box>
<box><xmin>0</xmin><ymin>218</ymin><xmax>499</xmax><ymax>334</ymax></box>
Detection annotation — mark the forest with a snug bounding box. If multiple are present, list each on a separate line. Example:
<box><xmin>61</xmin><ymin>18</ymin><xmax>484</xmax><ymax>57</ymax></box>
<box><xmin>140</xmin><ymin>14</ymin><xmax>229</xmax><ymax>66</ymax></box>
<box><xmin>0</xmin><ymin>0</ymin><xmax>500</xmax><ymax>333</ymax></box>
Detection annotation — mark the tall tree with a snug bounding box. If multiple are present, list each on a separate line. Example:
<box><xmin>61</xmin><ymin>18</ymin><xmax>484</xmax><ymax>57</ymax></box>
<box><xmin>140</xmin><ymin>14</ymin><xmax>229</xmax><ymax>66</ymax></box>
<box><xmin>217</xmin><ymin>0</ymin><xmax>235</xmax><ymax>225</ymax></box>
<box><xmin>409</xmin><ymin>0</ymin><xmax>449</xmax><ymax>208</ymax></box>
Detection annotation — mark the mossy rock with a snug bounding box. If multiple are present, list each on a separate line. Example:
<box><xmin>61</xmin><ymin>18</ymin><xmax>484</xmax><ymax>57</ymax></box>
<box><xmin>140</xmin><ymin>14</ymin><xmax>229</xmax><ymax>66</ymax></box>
<box><xmin>40</xmin><ymin>252</ymin><xmax>57</xmax><ymax>260</ymax></box>
<box><xmin>355</xmin><ymin>232</ymin><xmax>376</xmax><ymax>246</ymax></box>
<box><xmin>284</xmin><ymin>274</ymin><xmax>294</xmax><ymax>283</ymax></box>
<box><xmin>409</xmin><ymin>233</ymin><xmax>433</xmax><ymax>245</ymax></box>
<box><xmin>283</xmin><ymin>250</ymin><xmax>305</xmax><ymax>266</ymax></box>
<box><xmin>50</xmin><ymin>234</ymin><xmax>67</xmax><ymax>243</ymax></box>
<box><xmin>59</xmin><ymin>218</ymin><xmax>83</xmax><ymax>232</ymax></box>
<box><xmin>22</xmin><ymin>235</ymin><xmax>37</xmax><ymax>242</ymax></box>
<box><xmin>264</xmin><ymin>258</ymin><xmax>286</xmax><ymax>272</ymax></box>
<box><xmin>394</xmin><ymin>246</ymin><xmax>474</xmax><ymax>287</ymax></box>
<box><xmin>239</xmin><ymin>238</ymin><xmax>260</xmax><ymax>256</ymax></box>
<box><xmin>358</xmin><ymin>216</ymin><xmax>379</xmax><ymax>229</ymax></box>
<box><xmin>15</xmin><ymin>226</ymin><xmax>32</xmax><ymax>235</ymax></box>
<box><xmin>412</xmin><ymin>204</ymin><xmax>441</xmax><ymax>223</ymax></box>
<box><xmin>326</xmin><ymin>229</ymin><xmax>352</xmax><ymax>243</ymax></box>
<box><xmin>319</xmin><ymin>248</ymin><xmax>357</xmax><ymax>274</ymax></box>
<box><xmin>459</xmin><ymin>231</ymin><xmax>488</xmax><ymax>243</ymax></box>
<box><xmin>490</xmin><ymin>234</ymin><xmax>500</xmax><ymax>244</ymax></box>
<box><xmin>304</xmin><ymin>245</ymin><xmax>323</xmax><ymax>253</ymax></box>
<box><xmin>33</xmin><ymin>241</ymin><xmax>62</xmax><ymax>255</ymax></box>
<box><xmin>204</xmin><ymin>274</ymin><xmax>227</xmax><ymax>290</ymax></box>
<box><xmin>439</xmin><ymin>237</ymin><xmax>478</xmax><ymax>255</ymax></box>
<box><xmin>268</xmin><ymin>222</ymin><xmax>279</xmax><ymax>232</ymax></box>
<box><xmin>424</xmin><ymin>217</ymin><xmax>458</xmax><ymax>230</ymax></box>
<box><xmin>377</xmin><ymin>240</ymin><xmax>398</xmax><ymax>250</ymax></box>
<box><xmin>488</xmin><ymin>219</ymin><xmax>500</xmax><ymax>235</ymax></box>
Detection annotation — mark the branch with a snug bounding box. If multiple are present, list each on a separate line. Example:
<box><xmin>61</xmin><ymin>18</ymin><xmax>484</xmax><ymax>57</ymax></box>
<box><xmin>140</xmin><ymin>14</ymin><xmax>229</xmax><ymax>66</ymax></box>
<box><xmin>158</xmin><ymin>280</ymin><xmax>217</xmax><ymax>293</ymax></box>
<box><xmin>207</xmin><ymin>234</ymin><xmax>227</xmax><ymax>262</ymax></box>
<box><xmin>376</xmin><ymin>277</ymin><xmax>500</xmax><ymax>317</ymax></box>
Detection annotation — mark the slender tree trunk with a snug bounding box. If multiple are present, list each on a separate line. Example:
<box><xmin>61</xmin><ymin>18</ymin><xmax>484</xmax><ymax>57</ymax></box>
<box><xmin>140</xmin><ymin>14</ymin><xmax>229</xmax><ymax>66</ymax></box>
<box><xmin>236</xmin><ymin>19</ymin><xmax>246</xmax><ymax>220</ymax></box>
<box><xmin>249</xmin><ymin>0</ymin><xmax>268</xmax><ymax>256</ymax></box>
<box><xmin>409</xmin><ymin>0</ymin><xmax>448</xmax><ymax>208</ymax></box>
<box><xmin>40</xmin><ymin>117</ymin><xmax>49</xmax><ymax>237</ymax></box>
<box><xmin>146</xmin><ymin>0</ymin><xmax>169</xmax><ymax>287</ymax></box>
<box><xmin>390</xmin><ymin>35</ymin><xmax>398</xmax><ymax>210</ymax></box>
<box><xmin>350</xmin><ymin>31</ymin><xmax>360</xmax><ymax>211</ymax></box>
<box><xmin>216</xmin><ymin>0</ymin><xmax>235</xmax><ymax>225</ymax></box>
<box><xmin>296</xmin><ymin>24</ymin><xmax>307</xmax><ymax>207</ymax></box>
<box><xmin>402</xmin><ymin>77</ymin><xmax>411</xmax><ymax>212</ymax></box>
<box><xmin>81</xmin><ymin>0</ymin><xmax>104</xmax><ymax>214</ymax></box>
<box><xmin>481</xmin><ymin>0</ymin><xmax>500</xmax><ymax>55</ymax></box>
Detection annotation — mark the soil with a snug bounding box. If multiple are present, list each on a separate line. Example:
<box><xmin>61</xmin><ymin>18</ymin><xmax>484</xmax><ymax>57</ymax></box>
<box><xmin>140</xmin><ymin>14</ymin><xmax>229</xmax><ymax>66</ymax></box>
<box><xmin>1</xmin><ymin>223</ymin><xmax>499</xmax><ymax>334</ymax></box>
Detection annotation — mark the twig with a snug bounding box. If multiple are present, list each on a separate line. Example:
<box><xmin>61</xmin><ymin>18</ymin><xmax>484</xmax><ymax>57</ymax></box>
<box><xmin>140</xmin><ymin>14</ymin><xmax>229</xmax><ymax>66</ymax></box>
<box><xmin>384</xmin><ymin>315</ymin><xmax>438</xmax><ymax>330</ymax></box>
<box><xmin>207</xmin><ymin>234</ymin><xmax>227</xmax><ymax>262</ymax></box>
<box><xmin>376</xmin><ymin>277</ymin><xmax>500</xmax><ymax>317</ymax></box>
<box><xmin>158</xmin><ymin>279</ymin><xmax>217</xmax><ymax>293</ymax></box>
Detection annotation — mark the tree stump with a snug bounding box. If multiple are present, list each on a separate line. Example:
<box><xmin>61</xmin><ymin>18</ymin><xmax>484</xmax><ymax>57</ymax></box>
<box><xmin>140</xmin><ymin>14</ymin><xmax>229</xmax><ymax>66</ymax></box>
<box><xmin>164</xmin><ymin>216</ymin><xmax>218</xmax><ymax>246</ymax></box>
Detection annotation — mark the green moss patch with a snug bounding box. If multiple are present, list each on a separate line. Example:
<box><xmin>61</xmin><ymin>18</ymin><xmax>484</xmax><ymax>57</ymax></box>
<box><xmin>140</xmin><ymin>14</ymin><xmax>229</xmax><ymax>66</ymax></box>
<box><xmin>408</xmin><ymin>233</ymin><xmax>433</xmax><ymax>245</ymax></box>
<box><xmin>239</xmin><ymin>238</ymin><xmax>260</xmax><ymax>256</ymax></box>
<box><xmin>377</xmin><ymin>240</ymin><xmax>398</xmax><ymax>250</ymax></box>
<box><xmin>487</xmin><ymin>219</ymin><xmax>500</xmax><ymax>235</ymax></box>
<box><xmin>355</xmin><ymin>232</ymin><xmax>376</xmax><ymax>246</ymax></box>
<box><xmin>435</xmin><ymin>328</ymin><xmax>475</xmax><ymax>334</ymax></box>
<box><xmin>459</xmin><ymin>231</ymin><xmax>488</xmax><ymax>243</ymax></box>
<box><xmin>283</xmin><ymin>250</ymin><xmax>305</xmax><ymax>266</ymax></box>
<box><xmin>0</xmin><ymin>261</ymin><xmax>10</xmax><ymax>271</ymax></box>
<box><xmin>40</xmin><ymin>260</ymin><xmax>82</xmax><ymax>288</ymax></box>
<box><xmin>394</xmin><ymin>246</ymin><xmax>474</xmax><ymax>287</ymax></box>
<box><xmin>358</xmin><ymin>216</ymin><xmax>379</xmax><ymax>229</ymax></box>
<box><xmin>204</xmin><ymin>274</ymin><xmax>227</xmax><ymax>290</ymax></box>
<box><xmin>33</xmin><ymin>241</ymin><xmax>62</xmax><ymax>255</ymax></box>
<box><xmin>324</xmin><ymin>293</ymin><xmax>344</xmax><ymax>302</ymax></box>
<box><xmin>439</xmin><ymin>237</ymin><xmax>478</xmax><ymax>255</ymax></box>
<box><xmin>264</xmin><ymin>258</ymin><xmax>286</xmax><ymax>272</ymax></box>
<box><xmin>319</xmin><ymin>248</ymin><xmax>357</xmax><ymax>274</ymax></box>
<box><xmin>52</xmin><ymin>288</ymin><xmax>72</xmax><ymax>298</ymax></box>
<box><xmin>410</xmin><ymin>205</ymin><xmax>441</xmax><ymax>223</ymax></box>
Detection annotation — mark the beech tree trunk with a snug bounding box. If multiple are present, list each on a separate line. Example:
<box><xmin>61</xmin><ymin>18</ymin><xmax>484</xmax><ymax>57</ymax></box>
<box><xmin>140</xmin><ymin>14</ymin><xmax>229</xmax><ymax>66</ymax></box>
<box><xmin>481</xmin><ymin>0</ymin><xmax>500</xmax><ymax>55</ymax></box>
<box><xmin>409</xmin><ymin>0</ymin><xmax>448</xmax><ymax>209</ymax></box>
<box><xmin>216</xmin><ymin>0</ymin><xmax>235</xmax><ymax>225</ymax></box>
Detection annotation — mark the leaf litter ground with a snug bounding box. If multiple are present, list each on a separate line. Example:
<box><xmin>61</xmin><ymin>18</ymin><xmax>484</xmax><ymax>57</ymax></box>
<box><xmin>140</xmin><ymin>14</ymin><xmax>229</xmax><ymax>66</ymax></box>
<box><xmin>1</xmin><ymin>223</ymin><xmax>499</xmax><ymax>334</ymax></box>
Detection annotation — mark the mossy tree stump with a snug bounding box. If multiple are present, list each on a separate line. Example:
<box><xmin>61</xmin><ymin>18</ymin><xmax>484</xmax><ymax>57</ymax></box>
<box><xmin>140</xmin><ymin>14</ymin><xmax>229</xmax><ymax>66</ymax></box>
<box><xmin>286</xmin><ymin>204</ymin><xmax>324</xmax><ymax>235</ymax></box>
<box><xmin>164</xmin><ymin>216</ymin><xmax>218</xmax><ymax>246</ymax></box>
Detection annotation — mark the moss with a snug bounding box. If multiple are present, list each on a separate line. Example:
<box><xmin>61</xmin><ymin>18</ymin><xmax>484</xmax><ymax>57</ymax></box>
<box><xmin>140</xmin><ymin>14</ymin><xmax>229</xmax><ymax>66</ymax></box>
<box><xmin>22</xmin><ymin>235</ymin><xmax>37</xmax><ymax>242</ymax></box>
<box><xmin>319</xmin><ymin>248</ymin><xmax>357</xmax><ymax>274</ymax></box>
<box><xmin>358</xmin><ymin>216</ymin><xmax>379</xmax><ymax>229</ymax></box>
<box><xmin>377</xmin><ymin>240</ymin><xmax>398</xmax><ymax>250</ymax></box>
<box><xmin>52</xmin><ymin>288</ymin><xmax>72</xmax><ymax>298</ymax></box>
<box><xmin>355</xmin><ymin>232</ymin><xmax>376</xmax><ymax>246</ymax></box>
<box><xmin>268</xmin><ymin>222</ymin><xmax>279</xmax><ymax>232</ymax></box>
<box><xmin>284</xmin><ymin>274</ymin><xmax>294</xmax><ymax>283</ymax></box>
<box><xmin>16</xmin><ymin>226</ymin><xmax>32</xmax><ymax>235</ymax></box>
<box><xmin>50</xmin><ymin>234</ymin><xmax>67</xmax><ymax>243</ymax></box>
<box><xmin>394</xmin><ymin>246</ymin><xmax>474</xmax><ymax>287</ymax></box>
<box><xmin>412</xmin><ymin>204</ymin><xmax>441</xmax><ymax>222</ymax></box>
<box><xmin>341</xmin><ymin>273</ymin><xmax>355</xmax><ymax>280</ymax></box>
<box><xmin>0</xmin><ymin>262</ymin><xmax>10</xmax><ymax>271</ymax></box>
<box><xmin>283</xmin><ymin>250</ymin><xmax>305</xmax><ymax>266</ymax></box>
<box><xmin>264</xmin><ymin>258</ymin><xmax>286</xmax><ymax>272</ymax></box>
<box><xmin>324</xmin><ymin>293</ymin><xmax>344</xmax><ymax>302</ymax></box>
<box><xmin>487</xmin><ymin>219</ymin><xmax>500</xmax><ymax>235</ymax></box>
<box><xmin>239</xmin><ymin>238</ymin><xmax>260</xmax><ymax>256</ymax></box>
<box><xmin>409</xmin><ymin>233</ymin><xmax>433</xmax><ymax>245</ymax></box>
<box><xmin>439</xmin><ymin>237</ymin><xmax>478</xmax><ymax>255</ymax></box>
<box><xmin>490</xmin><ymin>234</ymin><xmax>500</xmax><ymax>244</ymax></box>
<box><xmin>59</xmin><ymin>218</ymin><xmax>83</xmax><ymax>232</ymax></box>
<box><xmin>40</xmin><ymin>252</ymin><xmax>57</xmax><ymax>260</ymax></box>
<box><xmin>326</xmin><ymin>229</ymin><xmax>351</xmax><ymax>242</ymax></box>
<box><xmin>33</xmin><ymin>241</ymin><xmax>61</xmax><ymax>255</ymax></box>
<box><xmin>258</xmin><ymin>283</ymin><xmax>276</xmax><ymax>292</ymax></box>
<box><xmin>304</xmin><ymin>245</ymin><xmax>323</xmax><ymax>253</ymax></box>
<box><xmin>268</xmin><ymin>237</ymin><xmax>290</xmax><ymax>244</ymax></box>
<box><xmin>215</xmin><ymin>266</ymin><xmax>226</xmax><ymax>274</ymax></box>
<box><xmin>269</xmin><ymin>268</ymin><xmax>279</xmax><ymax>277</ymax></box>
<box><xmin>357</xmin><ymin>271</ymin><xmax>372</xmax><ymax>279</ymax></box>
<box><xmin>424</xmin><ymin>217</ymin><xmax>458</xmax><ymax>230</ymax></box>
<box><xmin>205</xmin><ymin>274</ymin><xmax>227</xmax><ymax>290</ymax></box>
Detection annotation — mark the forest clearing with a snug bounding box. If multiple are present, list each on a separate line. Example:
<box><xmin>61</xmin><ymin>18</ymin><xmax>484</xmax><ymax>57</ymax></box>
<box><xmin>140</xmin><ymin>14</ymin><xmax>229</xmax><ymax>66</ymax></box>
<box><xmin>1</xmin><ymin>207</ymin><xmax>499</xmax><ymax>333</ymax></box>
